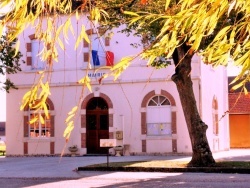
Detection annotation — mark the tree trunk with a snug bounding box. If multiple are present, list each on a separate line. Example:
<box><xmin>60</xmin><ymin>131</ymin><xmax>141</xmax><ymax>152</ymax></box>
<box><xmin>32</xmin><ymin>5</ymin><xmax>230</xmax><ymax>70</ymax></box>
<box><xmin>171</xmin><ymin>44</ymin><xmax>215</xmax><ymax>167</ymax></box>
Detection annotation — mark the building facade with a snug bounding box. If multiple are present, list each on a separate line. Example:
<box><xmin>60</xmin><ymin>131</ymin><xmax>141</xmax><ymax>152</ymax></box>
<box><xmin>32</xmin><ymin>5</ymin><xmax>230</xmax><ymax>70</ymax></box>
<box><xmin>6</xmin><ymin>15</ymin><xmax>230</xmax><ymax>156</ymax></box>
<box><xmin>228</xmin><ymin>77</ymin><xmax>250</xmax><ymax>148</ymax></box>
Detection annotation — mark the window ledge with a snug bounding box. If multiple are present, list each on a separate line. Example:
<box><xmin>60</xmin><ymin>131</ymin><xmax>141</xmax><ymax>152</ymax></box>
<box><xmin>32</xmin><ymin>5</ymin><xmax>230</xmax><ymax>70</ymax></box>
<box><xmin>146</xmin><ymin>134</ymin><xmax>177</xmax><ymax>140</ymax></box>
<box><xmin>146</xmin><ymin>135</ymin><xmax>172</xmax><ymax>140</ymax></box>
<box><xmin>23</xmin><ymin>137</ymin><xmax>55</xmax><ymax>142</ymax></box>
<box><xmin>23</xmin><ymin>67</ymin><xmax>51</xmax><ymax>73</ymax></box>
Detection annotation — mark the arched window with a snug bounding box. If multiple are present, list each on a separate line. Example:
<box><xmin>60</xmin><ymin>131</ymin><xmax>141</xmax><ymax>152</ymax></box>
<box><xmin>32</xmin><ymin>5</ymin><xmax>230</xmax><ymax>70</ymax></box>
<box><xmin>28</xmin><ymin>101</ymin><xmax>51</xmax><ymax>138</ymax></box>
<box><xmin>147</xmin><ymin>95</ymin><xmax>172</xmax><ymax>136</ymax></box>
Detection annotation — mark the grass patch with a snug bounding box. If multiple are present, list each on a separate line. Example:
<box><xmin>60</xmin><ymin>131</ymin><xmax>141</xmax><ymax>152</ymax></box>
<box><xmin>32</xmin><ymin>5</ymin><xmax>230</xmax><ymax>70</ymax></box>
<box><xmin>86</xmin><ymin>160</ymin><xmax>250</xmax><ymax>168</ymax></box>
<box><xmin>215</xmin><ymin>161</ymin><xmax>250</xmax><ymax>168</ymax></box>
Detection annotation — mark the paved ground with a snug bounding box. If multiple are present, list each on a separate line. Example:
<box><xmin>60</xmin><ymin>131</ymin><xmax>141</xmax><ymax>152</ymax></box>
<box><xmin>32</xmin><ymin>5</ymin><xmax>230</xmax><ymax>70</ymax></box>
<box><xmin>0</xmin><ymin>149</ymin><xmax>249</xmax><ymax>178</ymax></box>
<box><xmin>0</xmin><ymin>149</ymin><xmax>249</xmax><ymax>187</ymax></box>
<box><xmin>1</xmin><ymin>172</ymin><xmax>250</xmax><ymax>188</ymax></box>
<box><xmin>1</xmin><ymin>171</ymin><xmax>250</xmax><ymax>188</ymax></box>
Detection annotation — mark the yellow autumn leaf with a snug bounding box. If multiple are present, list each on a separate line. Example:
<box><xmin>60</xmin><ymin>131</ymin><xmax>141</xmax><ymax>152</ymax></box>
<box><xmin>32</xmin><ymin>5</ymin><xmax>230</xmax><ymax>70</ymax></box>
<box><xmin>55</xmin><ymin>24</ymin><xmax>64</xmax><ymax>38</ymax></box>
<box><xmin>128</xmin><ymin>16</ymin><xmax>143</xmax><ymax>26</ymax></box>
<box><xmin>67</xmin><ymin>106</ymin><xmax>78</xmax><ymax>115</ymax></box>
<box><xmin>43</xmin><ymin>102</ymin><xmax>49</xmax><ymax>119</ymax></box>
<box><xmin>213</xmin><ymin>26</ymin><xmax>231</xmax><ymax>42</ymax></box>
<box><xmin>110</xmin><ymin>57</ymin><xmax>133</xmax><ymax>71</ymax></box>
<box><xmin>20</xmin><ymin>90</ymin><xmax>32</xmax><ymax>110</ymax></box>
<box><xmin>244</xmin><ymin>86</ymin><xmax>248</xmax><ymax>95</ymax></box>
<box><xmin>63</xmin><ymin>121</ymin><xmax>74</xmax><ymax>138</ymax></box>
<box><xmin>228</xmin><ymin>0</ymin><xmax>236</xmax><ymax>15</ymax></box>
<box><xmin>65</xmin><ymin>113</ymin><xmax>75</xmax><ymax>123</ymax></box>
<box><xmin>76</xmin><ymin>11</ymin><xmax>79</xmax><ymax>20</ymax></box>
<box><xmin>235</xmin><ymin>51</ymin><xmax>250</xmax><ymax>66</ymax></box>
<box><xmin>37</xmin><ymin>71</ymin><xmax>44</xmax><ymax>74</ymax></box>
<box><xmin>31</xmin><ymin>100</ymin><xmax>42</xmax><ymax>109</ymax></box>
<box><xmin>29</xmin><ymin>116</ymin><xmax>38</xmax><ymax>124</ymax></box>
<box><xmin>57</xmin><ymin>37</ymin><xmax>65</xmax><ymax>50</ymax></box>
<box><xmin>91</xmin><ymin>7</ymin><xmax>101</xmax><ymax>25</ymax></box>
<box><xmin>29</xmin><ymin>86</ymin><xmax>38</xmax><ymax>104</ymax></box>
<box><xmin>63</xmin><ymin>18</ymin><xmax>72</xmax><ymax>41</ymax></box>
<box><xmin>38</xmin><ymin>89</ymin><xmax>46</xmax><ymax>100</ymax></box>
<box><xmin>100</xmin><ymin>9</ymin><xmax>109</xmax><ymax>18</ymax></box>
<box><xmin>78</xmin><ymin>76</ymin><xmax>92</xmax><ymax>92</ymax></box>
<box><xmin>123</xmin><ymin>11</ymin><xmax>139</xmax><ymax>17</ymax></box>
<box><xmin>75</xmin><ymin>25</ymin><xmax>89</xmax><ymax>49</ymax></box>
<box><xmin>102</xmin><ymin>73</ymin><xmax>109</xmax><ymax>79</ymax></box>
<box><xmin>39</xmin><ymin>114</ymin><xmax>45</xmax><ymax>124</ymax></box>
<box><xmin>165</xmin><ymin>0</ymin><xmax>171</xmax><ymax>10</ymax></box>
<box><xmin>0</xmin><ymin>0</ymin><xmax>14</xmax><ymax>15</ymax></box>
<box><xmin>47</xmin><ymin>19</ymin><xmax>54</xmax><ymax>37</ymax></box>
<box><xmin>85</xmin><ymin>76</ymin><xmax>92</xmax><ymax>92</ymax></box>
<box><xmin>0</xmin><ymin>0</ymin><xmax>11</xmax><ymax>9</ymax></box>
<box><xmin>231</xmin><ymin>81</ymin><xmax>243</xmax><ymax>91</ymax></box>
<box><xmin>40</xmin><ymin>81</ymin><xmax>51</xmax><ymax>95</ymax></box>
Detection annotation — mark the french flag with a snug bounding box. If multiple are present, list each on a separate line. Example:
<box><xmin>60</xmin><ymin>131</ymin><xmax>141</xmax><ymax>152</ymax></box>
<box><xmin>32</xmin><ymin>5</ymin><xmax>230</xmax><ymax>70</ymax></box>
<box><xmin>92</xmin><ymin>50</ymin><xmax>114</xmax><ymax>66</ymax></box>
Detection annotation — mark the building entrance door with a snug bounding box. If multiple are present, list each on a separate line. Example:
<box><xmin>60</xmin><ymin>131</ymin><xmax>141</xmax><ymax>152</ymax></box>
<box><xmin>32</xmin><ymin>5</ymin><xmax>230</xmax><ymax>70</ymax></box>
<box><xmin>86</xmin><ymin>97</ymin><xmax>109</xmax><ymax>154</ymax></box>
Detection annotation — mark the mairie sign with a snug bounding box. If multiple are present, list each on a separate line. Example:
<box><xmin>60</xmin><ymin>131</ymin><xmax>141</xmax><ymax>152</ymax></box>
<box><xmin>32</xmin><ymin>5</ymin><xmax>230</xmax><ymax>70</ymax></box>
<box><xmin>88</xmin><ymin>72</ymin><xmax>106</xmax><ymax>78</ymax></box>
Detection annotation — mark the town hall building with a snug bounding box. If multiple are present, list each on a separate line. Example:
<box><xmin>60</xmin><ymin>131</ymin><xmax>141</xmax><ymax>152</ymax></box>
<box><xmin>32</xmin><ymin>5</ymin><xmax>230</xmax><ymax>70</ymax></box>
<box><xmin>6</xmin><ymin>14</ymin><xmax>230</xmax><ymax>156</ymax></box>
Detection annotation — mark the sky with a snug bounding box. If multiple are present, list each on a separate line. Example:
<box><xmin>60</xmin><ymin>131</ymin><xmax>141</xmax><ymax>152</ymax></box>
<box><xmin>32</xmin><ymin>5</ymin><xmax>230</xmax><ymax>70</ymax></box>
<box><xmin>226</xmin><ymin>61</ymin><xmax>242</xmax><ymax>77</ymax></box>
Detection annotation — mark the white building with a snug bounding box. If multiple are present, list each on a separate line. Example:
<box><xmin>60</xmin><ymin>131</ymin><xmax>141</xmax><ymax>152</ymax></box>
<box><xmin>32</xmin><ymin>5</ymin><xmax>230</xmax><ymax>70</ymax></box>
<box><xmin>6</xmin><ymin>15</ymin><xmax>229</xmax><ymax>156</ymax></box>
<box><xmin>0</xmin><ymin>74</ymin><xmax>6</xmax><ymax>121</ymax></box>
<box><xmin>0</xmin><ymin>74</ymin><xmax>6</xmax><ymax>141</ymax></box>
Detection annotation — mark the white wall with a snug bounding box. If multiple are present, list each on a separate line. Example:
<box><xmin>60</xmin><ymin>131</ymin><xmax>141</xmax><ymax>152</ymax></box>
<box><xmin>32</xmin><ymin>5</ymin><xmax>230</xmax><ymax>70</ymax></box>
<box><xmin>200</xmin><ymin>57</ymin><xmax>230</xmax><ymax>151</ymax></box>
<box><xmin>0</xmin><ymin>74</ymin><xmax>6</xmax><ymax>122</ymax></box>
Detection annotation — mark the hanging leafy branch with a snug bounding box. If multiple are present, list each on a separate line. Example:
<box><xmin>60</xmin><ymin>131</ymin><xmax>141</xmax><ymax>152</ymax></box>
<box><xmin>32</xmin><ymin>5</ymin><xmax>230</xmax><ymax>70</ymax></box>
<box><xmin>20</xmin><ymin>72</ymin><xmax>51</xmax><ymax>124</ymax></box>
<box><xmin>63</xmin><ymin>106</ymin><xmax>78</xmax><ymax>143</ymax></box>
<box><xmin>117</xmin><ymin>0</ymin><xmax>250</xmax><ymax>92</ymax></box>
<box><xmin>0</xmin><ymin>0</ymin><xmax>111</xmax><ymax>143</ymax></box>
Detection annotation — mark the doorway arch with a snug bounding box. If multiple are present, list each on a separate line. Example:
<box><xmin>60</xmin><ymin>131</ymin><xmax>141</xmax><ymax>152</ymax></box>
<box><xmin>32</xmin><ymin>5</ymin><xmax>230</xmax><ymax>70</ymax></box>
<box><xmin>81</xmin><ymin>93</ymin><xmax>113</xmax><ymax>154</ymax></box>
<box><xmin>86</xmin><ymin>97</ymin><xmax>109</xmax><ymax>154</ymax></box>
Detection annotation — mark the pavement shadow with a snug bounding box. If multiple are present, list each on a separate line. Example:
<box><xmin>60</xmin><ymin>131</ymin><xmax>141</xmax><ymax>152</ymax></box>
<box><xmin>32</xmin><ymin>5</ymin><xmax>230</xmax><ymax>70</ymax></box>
<box><xmin>96</xmin><ymin>172</ymin><xmax>250</xmax><ymax>188</ymax></box>
<box><xmin>1</xmin><ymin>172</ymin><xmax>248</xmax><ymax>188</ymax></box>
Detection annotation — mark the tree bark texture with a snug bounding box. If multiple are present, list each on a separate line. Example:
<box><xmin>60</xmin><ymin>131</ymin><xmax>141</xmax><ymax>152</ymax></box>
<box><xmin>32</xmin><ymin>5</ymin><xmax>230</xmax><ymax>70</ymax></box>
<box><xmin>171</xmin><ymin>44</ymin><xmax>215</xmax><ymax>167</ymax></box>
